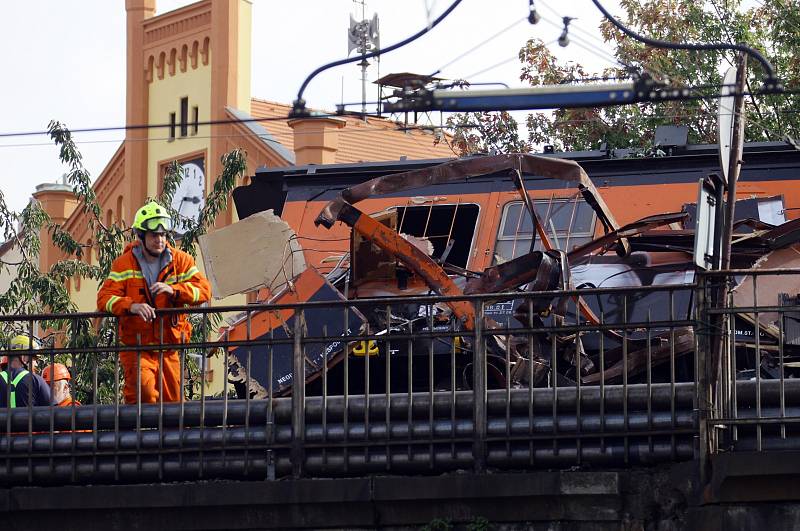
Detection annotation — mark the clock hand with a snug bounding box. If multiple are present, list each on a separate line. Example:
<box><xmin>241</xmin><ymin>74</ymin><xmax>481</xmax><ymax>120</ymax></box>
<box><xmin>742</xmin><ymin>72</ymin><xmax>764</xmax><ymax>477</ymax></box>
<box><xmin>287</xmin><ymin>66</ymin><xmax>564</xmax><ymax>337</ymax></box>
<box><xmin>175</xmin><ymin>195</ymin><xmax>187</xmax><ymax>230</ymax></box>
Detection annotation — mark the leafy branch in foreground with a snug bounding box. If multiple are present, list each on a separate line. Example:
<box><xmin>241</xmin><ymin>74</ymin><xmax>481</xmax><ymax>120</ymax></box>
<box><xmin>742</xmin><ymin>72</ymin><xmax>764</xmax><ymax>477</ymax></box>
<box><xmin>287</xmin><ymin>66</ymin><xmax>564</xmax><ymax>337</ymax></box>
<box><xmin>0</xmin><ymin>121</ymin><xmax>247</xmax><ymax>403</ymax></box>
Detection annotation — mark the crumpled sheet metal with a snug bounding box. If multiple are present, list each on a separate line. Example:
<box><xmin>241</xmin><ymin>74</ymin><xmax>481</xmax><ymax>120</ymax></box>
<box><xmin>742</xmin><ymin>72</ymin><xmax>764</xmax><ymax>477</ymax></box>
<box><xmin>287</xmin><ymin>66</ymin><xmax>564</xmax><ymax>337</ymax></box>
<box><xmin>762</xmin><ymin>216</ymin><xmax>800</xmax><ymax>249</ymax></box>
<box><xmin>315</xmin><ymin>154</ymin><xmax>625</xmax><ymax>247</ymax></box>
<box><xmin>464</xmin><ymin>250</ymin><xmax>560</xmax><ymax>295</ymax></box>
<box><xmin>336</xmin><ymin>201</ymin><xmax>478</xmax><ymax>329</ymax></box>
<box><xmin>568</xmin><ymin>212</ymin><xmax>688</xmax><ymax>261</ymax></box>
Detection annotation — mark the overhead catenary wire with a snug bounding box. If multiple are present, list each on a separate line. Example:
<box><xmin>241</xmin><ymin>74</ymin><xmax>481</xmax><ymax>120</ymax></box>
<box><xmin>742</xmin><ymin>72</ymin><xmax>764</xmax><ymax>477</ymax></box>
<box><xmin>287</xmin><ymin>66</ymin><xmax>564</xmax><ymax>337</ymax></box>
<box><xmin>291</xmin><ymin>0</ymin><xmax>464</xmax><ymax>116</ymax></box>
<box><xmin>589</xmin><ymin>0</ymin><xmax>779</xmax><ymax>85</ymax></box>
<box><xmin>535</xmin><ymin>7</ymin><xmax>627</xmax><ymax>70</ymax></box>
<box><xmin>3</xmin><ymin>85</ymin><xmax>799</xmax><ymax>146</ymax></box>
<box><xmin>430</xmin><ymin>16</ymin><xmax>527</xmax><ymax>77</ymax></box>
<box><xmin>0</xmin><ymin>120</ymin><xmax>448</xmax><ymax>150</ymax></box>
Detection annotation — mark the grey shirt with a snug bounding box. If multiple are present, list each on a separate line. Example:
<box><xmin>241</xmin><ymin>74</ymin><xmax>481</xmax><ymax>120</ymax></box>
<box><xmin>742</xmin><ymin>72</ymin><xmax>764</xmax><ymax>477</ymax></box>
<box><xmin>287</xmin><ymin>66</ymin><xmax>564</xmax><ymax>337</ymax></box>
<box><xmin>132</xmin><ymin>244</ymin><xmax>173</xmax><ymax>288</ymax></box>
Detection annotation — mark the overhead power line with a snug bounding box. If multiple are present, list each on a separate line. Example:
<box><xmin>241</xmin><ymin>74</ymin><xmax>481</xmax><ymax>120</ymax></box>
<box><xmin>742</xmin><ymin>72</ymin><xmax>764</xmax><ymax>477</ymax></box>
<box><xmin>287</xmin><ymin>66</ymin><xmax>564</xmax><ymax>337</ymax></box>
<box><xmin>0</xmin><ymin>120</ymin><xmax>447</xmax><ymax>150</ymax></box>
<box><xmin>291</xmin><ymin>0</ymin><xmax>464</xmax><ymax>118</ymax></box>
<box><xmin>590</xmin><ymin>0</ymin><xmax>780</xmax><ymax>87</ymax></box>
<box><xmin>0</xmin><ymin>113</ymin><xmax>332</xmax><ymax>139</ymax></box>
<box><xmin>431</xmin><ymin>16</ymin><xmax>527</xmax><ymax>77</ymax></box>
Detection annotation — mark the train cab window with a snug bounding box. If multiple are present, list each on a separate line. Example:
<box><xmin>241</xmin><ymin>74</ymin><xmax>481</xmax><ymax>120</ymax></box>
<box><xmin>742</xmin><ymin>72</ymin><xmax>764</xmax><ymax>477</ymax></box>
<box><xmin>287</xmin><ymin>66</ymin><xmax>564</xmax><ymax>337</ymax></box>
<box><xmin>494</xmin><ymin>198</ymin><xmax>595</xmax><ymax>263</ymax></box>
<box><xmin>395</xmin><ymin>204</ymin><xmax>479</xmax><ymax>268</ymax></box>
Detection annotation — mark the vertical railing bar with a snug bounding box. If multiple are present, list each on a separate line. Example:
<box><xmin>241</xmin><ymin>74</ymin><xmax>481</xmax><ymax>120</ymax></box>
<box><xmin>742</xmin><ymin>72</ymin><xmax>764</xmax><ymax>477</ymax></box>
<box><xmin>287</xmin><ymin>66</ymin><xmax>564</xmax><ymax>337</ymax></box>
<box><xmin>528</xmin><ymin>297</ymin><xmax>535</xmax><ymax>466</ymax></box>
<box><xmin>158</xmin><ymin>319</ymin><xmax>165</xmax><ymax>482</ymax></box>
<box><xmin>291</xmin><ymin>308</ymin><xmax>305</xmax><ymax>478</ymax></box>
<box><xmin>504</xmin><ymin>319</ymin><xmax>512</xmax><ymax>460</ymax></box>
<box><xmin>136</xmin><ymin>333</ymin><xmax>143</xmax><ymax>474</ymax></box>
<box><xmin>647</xmin><ymin>309</ymin><xmax>653</xmax><ymax>454</ymax></box>
<box><xmin>35</xmin><ymin>333</ymin><xmax>46</xmax><ymax>481</ymax></box>
<box><xmin>47</xmin><ymin>330</ymin><xmax>55</xmax><ymax>478</ymax></box>
<box><xmin>222</xmin><ymin>329</ymin><xmax>230</xmax><ymax>473</ymax></box>
<box><xmin>696</xmin><ymin>274</ymin><xmax>713</xmax><ymax>484</ymax></box>
<box><xmin>450</xmin><ymin>313</ymin><xmax>456</xmax><ymax>464</ymax></box>
<box><xmin>244</xmin><ymin>317</ymin><xmax>252</xmax><ymax>477</ymax></box>
<box><xmin>779</xmin><ymin>306</ymin><xmax>786</xmax><ymax>440</ymax></box>
<box><xmin>366</xmin><ymin>320</ymin><xmax>372</xmax><ymax>467</ymax></box>
<box><xmin>267</xmin><ymin>317</ymin><xmax>276</xmax><ymax>480</ymax></box>
<box><xmin>343</xmin><ymin>304</ymin><xmax>350</xmax><ymax>473</ymax></box>
<box><xmin>385</xmin><ymin>303</ymin><xmax>393</xmax><ymax>472</ymax></box>
<box><xmin>719</xmin><ymin>286</ymin><xmax>729</xmax><ymax>449</ymax></box>
<box><xmin>407</xmin><ymin>319</ymin><xmax>413</xmax><ymax>465</ymax></box>
<box><xmin>599</xmin><ymin>311</ymin><xmax>606</xmax><ymax>454</ymax></box>
<box><xmin>728</xmin><ymin>286</ymin><xmax>738</xmax><ymax>444</ymax></box>
<box><xmin>754</xmin><ymin>274</ymin><xmax>762</xmax><ymax>452</ymax></box>
<box><xmin>322</xmin><ymin>323</ymin><xmax>329</xmax><ymax>470</ymax></box>
<box><xmin>669</xmin><ymin>289</ymin><xmax>677</xmax><ymax>460</ymax></box>
<box><xmin>27</xmin><ymin>321</ymin><xmax>36</xmax><ymax>484</ymax></box>
<box><xmin>178</xmin><ymin>327</ymin><xmax>186</xmax><ymax>472</ymax></box>
<box><xmin>4</xmin><ymin>328</ymin><xmax>10</xmax><ymax>480</ymax></box>
<box><xmin>91</xmin><ymin>335</ymin><xmax>99</xmax><ymax>477</ymax></box>
<box><xmin>551</xmin><ymin>311</ymin><xmax>558</xmax><ymax>458</ymax></box>
<box><xmin>199</xmin><ymin>313</ymin><xmax>208</xmax><ymax>479</ymax></box>
<box><xmin>69</xmin><ymin>343</ymin><xmax>76</xmax><ymax>483</ymax></box>
<box><xmin>428</xmin><ymin>305</ymin><xmax>435</xmax><ymax>469</ymax></box>
<box><xmin>693</xmin><ymin>284</ymin><xmax>700</xmax><ymax>426</ymax></box>
<box><xmin>114</xmin><ymin>319</ymin><xmax>121</xmax><ymax>482</ymax></box>
<box><xmin>622</xmin><ymin>296</ymin><xmax>629</xmax><ymax>465</ymax></box>
<box><xmin>575</xmin><ymin>302</ymin><xmax>582</xmax><ymax>466</ymax></box>
<box><xmin>473</xmin><ymin>301</ymin><xmax>486</xmax><ymax>473</ymax></box>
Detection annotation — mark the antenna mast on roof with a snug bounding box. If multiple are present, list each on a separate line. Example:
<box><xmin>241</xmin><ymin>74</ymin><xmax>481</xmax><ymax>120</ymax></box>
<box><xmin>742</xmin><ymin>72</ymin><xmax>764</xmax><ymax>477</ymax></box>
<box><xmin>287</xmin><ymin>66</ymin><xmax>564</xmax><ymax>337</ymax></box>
<box><xmin>347</xmin><ymin>0</ymin><xmax>380</xmax><ymax>116</ymax></box>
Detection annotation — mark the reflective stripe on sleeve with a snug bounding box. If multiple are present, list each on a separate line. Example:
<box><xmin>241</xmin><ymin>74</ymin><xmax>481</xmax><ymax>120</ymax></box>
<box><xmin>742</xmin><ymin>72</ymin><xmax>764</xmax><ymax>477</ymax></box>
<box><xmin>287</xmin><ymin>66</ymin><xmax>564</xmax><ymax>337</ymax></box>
<box><xmin>190</xmin><ymin>284</ymin><xmax>200</xmax><ymax>303</ymax></box>
<box><xmin>108</xmin><ymin>270</ymin><xmax>144</xmax><ymax>282</ymax></box>
<box><xmin>176</xmin><ymin>266</ymin><xmax>200</xmax><ymax>283</ymax></box>
<box><xmin>106</xmin><ymin>295</ymin><xmax>121</xmax><ymax>313</ymax></box>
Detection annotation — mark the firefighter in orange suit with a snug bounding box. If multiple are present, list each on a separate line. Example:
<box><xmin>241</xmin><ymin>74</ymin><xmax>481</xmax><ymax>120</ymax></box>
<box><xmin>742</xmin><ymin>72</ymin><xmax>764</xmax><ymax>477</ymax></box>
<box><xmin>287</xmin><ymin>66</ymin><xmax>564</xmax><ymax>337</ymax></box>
<box><xmin>42</xmin><ymin>363</ymin><xmax>81</xmax><ymax>406</ymax></box>
<box><xmin>97</xmin><ymin>201</ymin><xmax>211</xmax><ymax>404</ymax></box>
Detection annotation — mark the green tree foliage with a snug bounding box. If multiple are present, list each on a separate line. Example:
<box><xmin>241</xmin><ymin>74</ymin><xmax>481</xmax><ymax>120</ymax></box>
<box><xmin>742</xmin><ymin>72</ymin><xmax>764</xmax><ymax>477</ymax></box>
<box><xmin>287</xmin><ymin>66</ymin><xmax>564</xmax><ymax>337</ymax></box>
<box><xmin>0</xmin><ymin>122</ymin><xmax>247</xmax><ymax>403</ymax></box>
<box><xmin>449</xmin><ymin>0</ymin><xmax>800</xmax><ymax>154</ymax></box>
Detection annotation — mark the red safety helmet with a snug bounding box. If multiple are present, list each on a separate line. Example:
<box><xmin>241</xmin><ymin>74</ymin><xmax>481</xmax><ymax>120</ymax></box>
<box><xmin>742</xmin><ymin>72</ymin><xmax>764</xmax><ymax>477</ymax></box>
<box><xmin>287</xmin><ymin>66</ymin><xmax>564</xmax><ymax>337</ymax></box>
<box><xmin>42</xmin><ymin>363</ymin><xmax>71</xmax><ymax>384</ymax></box>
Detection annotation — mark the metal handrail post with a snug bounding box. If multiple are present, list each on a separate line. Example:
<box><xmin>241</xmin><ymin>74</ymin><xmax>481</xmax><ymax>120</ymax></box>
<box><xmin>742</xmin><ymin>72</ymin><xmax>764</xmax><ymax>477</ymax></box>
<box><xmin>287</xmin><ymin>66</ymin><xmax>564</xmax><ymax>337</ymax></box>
<box><xmin>472</xmin><ymin>302</ymin><xmax>486</xmax><ymax>473</ymax></box>
<box><xmin>695</xmin><ymin>274</ymin><xmax>712</xmax><ymax>488</ymax></box>
<box><xmin>291</xmin><ymin>310</ymin><xmax>306</xmax><ymax>478</ymax></box>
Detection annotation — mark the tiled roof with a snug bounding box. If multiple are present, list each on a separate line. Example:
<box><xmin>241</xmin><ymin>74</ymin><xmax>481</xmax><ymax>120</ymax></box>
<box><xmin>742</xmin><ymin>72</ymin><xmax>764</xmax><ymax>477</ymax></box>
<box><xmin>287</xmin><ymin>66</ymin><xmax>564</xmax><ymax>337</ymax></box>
<box><xmin>249</xmin><ymin>98</ymin><xmax>455</xmax><ymax>164</ymax></box>
<box><xmin>226</xmin><ymin>106</ymin><xmax>296</xmax><ymax>164</ymax></box>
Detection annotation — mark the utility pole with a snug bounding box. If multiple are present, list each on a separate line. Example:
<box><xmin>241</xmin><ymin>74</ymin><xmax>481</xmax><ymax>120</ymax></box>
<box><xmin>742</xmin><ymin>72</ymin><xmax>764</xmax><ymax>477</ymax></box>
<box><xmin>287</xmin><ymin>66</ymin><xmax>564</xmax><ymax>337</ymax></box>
<box><xmin>720</xmin><ymin>52</ymin><xmax>747</xmax><ymax>270</ymax></box>
<box><xmin>706</xmin><ymin>52</ymin><xmax>747</xmax><ymax>472</ymax></box>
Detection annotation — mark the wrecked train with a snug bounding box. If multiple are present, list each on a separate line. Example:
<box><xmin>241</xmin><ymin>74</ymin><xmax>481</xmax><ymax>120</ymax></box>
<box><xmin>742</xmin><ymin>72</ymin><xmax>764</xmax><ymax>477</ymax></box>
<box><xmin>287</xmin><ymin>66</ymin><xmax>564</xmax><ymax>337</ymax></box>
<box><xmin>211</xmin><ymin>141</ymin><xmax>800</xmax><ymax>397</ymax></box>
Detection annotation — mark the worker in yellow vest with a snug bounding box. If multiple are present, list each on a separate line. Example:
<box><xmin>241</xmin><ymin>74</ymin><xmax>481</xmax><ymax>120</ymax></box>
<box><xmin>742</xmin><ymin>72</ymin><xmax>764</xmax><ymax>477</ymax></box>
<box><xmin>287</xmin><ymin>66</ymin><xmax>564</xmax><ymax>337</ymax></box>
<box><xmin>0</xmin><ymin>335</ymin><xmax>51</xmax><ymax>408</ymax></box>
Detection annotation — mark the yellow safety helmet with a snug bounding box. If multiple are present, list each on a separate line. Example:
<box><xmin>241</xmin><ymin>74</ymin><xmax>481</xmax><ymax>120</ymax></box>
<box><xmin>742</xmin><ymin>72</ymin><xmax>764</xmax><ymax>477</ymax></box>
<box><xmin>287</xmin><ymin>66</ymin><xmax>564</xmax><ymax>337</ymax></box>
<box><xmin>4</xmin><ymin>335</ymin><xmax>39</xmax><ymax>369</ymax></box>
<box><xmin>132</xmin><ymin>201</ymin><xmax>173</xmax><ymax>233</ymax></box>
<box><xmin>9</xmin><ymin>335</ymin><xmax>37</xmax><ymax>350</ymax></box>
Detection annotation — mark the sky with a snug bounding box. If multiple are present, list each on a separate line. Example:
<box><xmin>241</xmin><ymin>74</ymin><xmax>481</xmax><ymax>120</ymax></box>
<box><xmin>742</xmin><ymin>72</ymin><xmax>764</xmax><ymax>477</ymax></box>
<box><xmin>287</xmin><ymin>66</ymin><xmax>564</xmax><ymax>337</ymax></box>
<box><xmin>0</xmin><ymin>0</ymin><xmax>622</xmax><ymax>214</ymax></box>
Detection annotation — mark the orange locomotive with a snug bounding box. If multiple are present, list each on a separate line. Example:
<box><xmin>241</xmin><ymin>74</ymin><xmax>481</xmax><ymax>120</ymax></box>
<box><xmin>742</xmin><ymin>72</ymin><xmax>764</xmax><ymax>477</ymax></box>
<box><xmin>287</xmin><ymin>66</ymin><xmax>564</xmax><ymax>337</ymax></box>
<box><xmin>225</xmin><ymin>141</ymin><xmax>800</xmax><ymax>395</ymax></box>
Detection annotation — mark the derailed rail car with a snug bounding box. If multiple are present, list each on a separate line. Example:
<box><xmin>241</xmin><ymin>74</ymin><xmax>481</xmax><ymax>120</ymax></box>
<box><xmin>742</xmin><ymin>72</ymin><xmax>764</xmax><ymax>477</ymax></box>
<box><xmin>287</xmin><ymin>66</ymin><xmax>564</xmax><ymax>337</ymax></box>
<box><xmin>225</xmin><ymin>141</ymin><xmax>800</xmax><ymax>396</ymax></box>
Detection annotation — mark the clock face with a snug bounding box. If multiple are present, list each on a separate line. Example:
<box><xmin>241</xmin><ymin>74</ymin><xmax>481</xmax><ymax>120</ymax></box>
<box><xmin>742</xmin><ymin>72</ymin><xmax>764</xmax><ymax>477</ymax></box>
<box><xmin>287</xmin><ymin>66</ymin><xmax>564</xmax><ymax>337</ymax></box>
<box><xmin>171</xmin><ymin>159</ymin><xmax>205</xmax><ymax>234</ymax></box>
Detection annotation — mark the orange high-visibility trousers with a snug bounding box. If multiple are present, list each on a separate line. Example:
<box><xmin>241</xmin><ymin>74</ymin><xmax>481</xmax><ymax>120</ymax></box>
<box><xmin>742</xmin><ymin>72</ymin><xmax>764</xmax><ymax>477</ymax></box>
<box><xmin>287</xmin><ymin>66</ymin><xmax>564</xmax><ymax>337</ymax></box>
<box><xmin>120</xmin><ymin>350</ymin><xmax>181</xmax><ymax>404</ymax></box>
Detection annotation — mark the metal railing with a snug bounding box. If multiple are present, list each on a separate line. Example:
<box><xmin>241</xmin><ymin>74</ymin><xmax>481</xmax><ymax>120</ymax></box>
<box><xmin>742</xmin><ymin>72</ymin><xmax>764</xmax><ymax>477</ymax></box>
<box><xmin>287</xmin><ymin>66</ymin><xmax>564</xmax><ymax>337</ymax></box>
<box><xmin>0</xmin><ymin>275</ymin><xmax>793</xmax><ymax>486</ymax></box>
<box><xmin>697</xmin><ymin>268</ymin><xmax>800</xmax><ymax>459</ymax></box>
